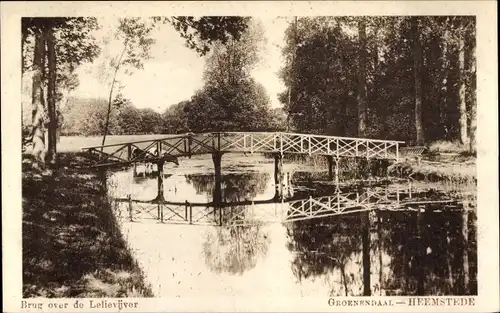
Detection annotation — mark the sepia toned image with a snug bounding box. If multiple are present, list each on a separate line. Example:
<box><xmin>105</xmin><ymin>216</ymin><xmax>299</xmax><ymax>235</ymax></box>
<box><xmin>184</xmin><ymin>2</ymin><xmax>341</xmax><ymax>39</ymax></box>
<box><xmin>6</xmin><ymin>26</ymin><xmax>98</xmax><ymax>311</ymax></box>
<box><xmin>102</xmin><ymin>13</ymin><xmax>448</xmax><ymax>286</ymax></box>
<box><xmin>2</xmin><ymin>1</ymin><xmax>498</xmax><ymax>313</ymax></box>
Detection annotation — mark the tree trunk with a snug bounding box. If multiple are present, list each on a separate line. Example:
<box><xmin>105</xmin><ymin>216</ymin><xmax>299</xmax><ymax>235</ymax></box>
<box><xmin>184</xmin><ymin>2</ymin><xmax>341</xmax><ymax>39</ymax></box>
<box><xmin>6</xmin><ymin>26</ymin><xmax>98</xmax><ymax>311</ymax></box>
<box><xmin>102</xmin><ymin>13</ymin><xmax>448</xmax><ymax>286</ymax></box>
<box><xmin>458</xmin><ymin>27</ymin><xmax>468</xmax><ymax>145</ymax></box>
<box><xmin>439</xmin><ymin>28</ymin><xmax>448</xmax><ymax>140</ymax></box>
<box><xmin>441</xmin><ymin>22</ymin><xmax>453</xmax><ymax>140</ymax></box>
<box><xmin>372</xmin><ymin>25</ymin><xmax>382</xmax><ymax>138</ymax></box>
<box><xmin>101</xmin><ymin>46</ymin><xmax>127</xmax><ymax>150</ymax></box>
<box><xmin>412</xmin><ymin>17</ymin><xmax>424</xmax><ymax>145</ymax></box>
<box><xmin>21</xmin><ymin>28</ymin><xmax>27</xmax><ymax>141</ymax></box>
<box><xmin>357</xmin><ymin>19</ymin><xmax>367</xmax><ymax>138</ymax></box>
<box><xmin>286</xmin><ymin>17</ymin><xmax>298</xmax><ymax>132</ymax></box>
<box><xmin>467</xmin><ymin>28</ymin><xmax>477</xmax><ymax>153</ymax></box>
<box><xmin>46</xmin><ymin>25</ymin><xmax>57</xmax><ymax>165</ymax></box>
<box><xmin>31</xmin><ymin>30</ymin><xmax>47</xmax><ymax>166</ymax></box>
<box><xmin>22</xmin><ymin>27</ymin><xmax>27</xmax><ymax>77</ymax></box>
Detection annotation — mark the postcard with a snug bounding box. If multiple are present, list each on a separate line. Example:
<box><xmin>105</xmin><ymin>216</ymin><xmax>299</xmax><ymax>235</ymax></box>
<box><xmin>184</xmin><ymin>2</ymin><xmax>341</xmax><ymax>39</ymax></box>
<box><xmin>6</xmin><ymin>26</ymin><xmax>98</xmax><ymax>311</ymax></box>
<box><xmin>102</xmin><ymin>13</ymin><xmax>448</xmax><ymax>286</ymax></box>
<box><xmin>2</xmin><ymin>1</ymin><xmax>498</xmax><ymax>312</ymax></box>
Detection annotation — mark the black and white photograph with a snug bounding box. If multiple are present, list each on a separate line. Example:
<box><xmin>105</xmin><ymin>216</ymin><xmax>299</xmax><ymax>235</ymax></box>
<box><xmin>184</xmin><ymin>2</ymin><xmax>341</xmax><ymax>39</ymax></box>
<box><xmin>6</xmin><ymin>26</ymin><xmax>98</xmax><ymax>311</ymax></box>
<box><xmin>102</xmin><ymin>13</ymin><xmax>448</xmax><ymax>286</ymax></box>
<box><xmin>2</xmin><ymin>1</ymin><xmax>498</xmax><ymax>312</ymax></box>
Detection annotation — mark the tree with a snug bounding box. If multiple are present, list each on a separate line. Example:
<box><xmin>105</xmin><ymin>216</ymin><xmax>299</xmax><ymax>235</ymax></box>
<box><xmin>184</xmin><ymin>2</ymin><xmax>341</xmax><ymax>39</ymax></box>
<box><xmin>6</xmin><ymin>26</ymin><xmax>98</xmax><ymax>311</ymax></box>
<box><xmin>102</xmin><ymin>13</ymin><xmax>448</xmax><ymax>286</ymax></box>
<box><xmin>202</xmin><ymin>20</ymin><xmax>264</xmax><ymax>87</ymax></box>
<box><xmin>62</xmin><ymin>96</ymin><xmax>161</xmax><ymax>136</ymax></box>
<box><xmin>279</xmin><ymin>16</ymin><xmax>477</xmax><ymax>146</ymax></box>
<box><xmin>357</xmin><ymin>18</ymin><xmax>368</xmax><ymax>137</ymax></box>
<box><xmin>61</xmin><ymin>97</ymin><xmax>111</xmax><ymax>136</ymax></box>
<box><xmin>98</xmin><ymin>16</ymin><xmax>250</xmax><ymax>145</ymax></box>
<box><xmin>46</xmin><ymin>26</ymin><xmax>57</xmax><ymax>165</ymax></box>
<box><xmin>152</xmin><ymin>17</ymin><xmax>250</xmax><ymax>56</ymax></box>
<box><xmin>439</xmin><ymin>18</ymin><xmax>452</xmax><ymax>140</ymax></box>
<box><xmin>30</xmin><ymin>28</ymin><xmax>47</xmax><ymax>165</ymax></box>
<box><xmin>457</xmin><ymin>22</ymin><xmax>468</xmax><ymax>145</ymax></box>
<box><xmin>162</xmin><ymin>101</ymin><xmax>190</xmax><ymax>134</ymax></box>
<box><xmin>22</xmin><ymin>17</ymin><xmax>100</xmax><ymax>166</ymax></box>
<box><xmin>467</xmin><ymin>21</ymin><xmax>477</xmax><ymax>153</ymax></box>
<box><xmin>139</xmin><ymin>108</ymin><xmax>163</xmax><ymax>134</ymax></box>
<box><xmin>100</xmin><ymin>17</ymin><xmax>156</xmax><ymax>148</ymax></box>
<box><xmin>116</xmin><ymin>103</ymin><xmax>143</xmax><ymax>135</ymax></box>
<box><xmin>184</xmin><ymin>20</ymin><xmax>275</xmax><ymax>132</ymax></box>
<box><xmin>458</xmin><ymin>25</ymin><xmax>468</xmax><ymax>144</ymax></box>
<box><xmin>268</xmin><ymin>108</ymin><xmax>288</xmax><ymax>131</ymax></box>
<box><xmin>411</xmin><ymin>17</ymin><xmax>425</xmax><ymax>145</ymax></box>
<box><xmin>186</xmin><ymin>80</ymin><xmax>273</xmax><ymax>132</ymax></box>
<box><xmin>280</xmin><ymin>17</ymin><xmax>360</xmax><ymax>135</ymax></box>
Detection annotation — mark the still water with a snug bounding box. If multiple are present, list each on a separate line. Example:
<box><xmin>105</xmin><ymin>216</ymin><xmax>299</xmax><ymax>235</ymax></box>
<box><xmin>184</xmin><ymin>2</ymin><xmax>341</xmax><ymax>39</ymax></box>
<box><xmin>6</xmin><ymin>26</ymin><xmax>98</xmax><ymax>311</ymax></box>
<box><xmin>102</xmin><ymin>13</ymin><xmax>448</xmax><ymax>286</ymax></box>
<box><xmin>107</xmin><ymin>155</ymin><xmax>477</xmax><ymax>298</ymax></box>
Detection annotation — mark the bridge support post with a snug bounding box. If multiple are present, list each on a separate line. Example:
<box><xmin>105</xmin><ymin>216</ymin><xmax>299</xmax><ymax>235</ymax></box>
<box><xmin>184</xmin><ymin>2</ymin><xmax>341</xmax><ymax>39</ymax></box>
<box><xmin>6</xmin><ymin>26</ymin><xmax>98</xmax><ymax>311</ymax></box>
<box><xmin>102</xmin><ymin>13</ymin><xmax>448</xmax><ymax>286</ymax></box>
<box><xmin>189</xmin><ymin>204</ymin><xmax>193</xmax><ymax>225</ymax></box>
<box><xmin>327</xmin><ymin>156</ymin><xmax>333</xmax><ymax>180</ymax></box>
<box><xmin>133</xmin><ymin>163</ymin><xmax>138</xmax><ymax>177</ymax></box>
<box><xmin>158</xmin><ymin>204</ymin><xmax>164</xmax><ymax>223</ymax></box>
<box><xmin>212</xmin><ymin>152</ymin><xmax>223</xmax><ymax>204</ymax></box>
<box><xmin>273</xmin><ymin>153</ymin><xmax>283</xmax><ymax>198</ymax></box>
<box><xmin>128</xmin><ymin>194</ymin><xmax>133</xmax><ymax>222</ymax></box>
<box><xmin>273</xmin><ymin>187</ymin><xmax>284</xmax><ymax>201</ymax></box>
<box><xmin>156</xmin><ymin>159</ymin><xmax>165</xmax><ymax>202</ymax></box>
<box><xmin>326</xmin><ymin>156</ymin><xmax>339</xmax><ymax>185</ymax></box>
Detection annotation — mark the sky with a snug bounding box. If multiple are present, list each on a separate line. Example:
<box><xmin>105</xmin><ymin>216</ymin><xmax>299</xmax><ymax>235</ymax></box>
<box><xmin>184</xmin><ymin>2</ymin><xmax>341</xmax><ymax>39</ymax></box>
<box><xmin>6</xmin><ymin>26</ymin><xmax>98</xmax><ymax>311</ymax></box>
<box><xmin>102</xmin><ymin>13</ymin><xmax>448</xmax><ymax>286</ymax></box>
<box><xmin>72</xmin><ymin>17</ymin><xmax>290</xmax><ymax>113</ymax></box>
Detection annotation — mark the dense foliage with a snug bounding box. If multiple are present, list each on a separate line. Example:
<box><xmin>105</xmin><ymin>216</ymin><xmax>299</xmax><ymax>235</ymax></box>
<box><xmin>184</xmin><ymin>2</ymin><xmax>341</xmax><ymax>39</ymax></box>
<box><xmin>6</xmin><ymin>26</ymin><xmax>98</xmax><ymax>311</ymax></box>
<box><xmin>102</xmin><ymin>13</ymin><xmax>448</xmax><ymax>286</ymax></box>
<box><xmin>60</xmin><ymin>95</ymin><xmax>287</xmax><ymax>136</ymax></box>
<box><xmin>280</xmin><ymin>16</ymin><xmax>476</xmax><ymax>147</ymax></box>
<box><xmin>61</xmin><ymin>97</ymin><xmax>165</xmax><ymax>136</ymax></box>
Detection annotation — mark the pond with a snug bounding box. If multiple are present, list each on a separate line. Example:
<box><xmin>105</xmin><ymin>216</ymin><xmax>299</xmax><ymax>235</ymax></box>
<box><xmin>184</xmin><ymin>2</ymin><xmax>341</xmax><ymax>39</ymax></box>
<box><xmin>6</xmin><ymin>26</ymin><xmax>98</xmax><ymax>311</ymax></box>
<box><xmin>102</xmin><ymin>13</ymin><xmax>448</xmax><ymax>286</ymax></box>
<box><xmin>106</xmin><ymin>154</ymin><xmax>477</xmax><ymax>298</ymax></box>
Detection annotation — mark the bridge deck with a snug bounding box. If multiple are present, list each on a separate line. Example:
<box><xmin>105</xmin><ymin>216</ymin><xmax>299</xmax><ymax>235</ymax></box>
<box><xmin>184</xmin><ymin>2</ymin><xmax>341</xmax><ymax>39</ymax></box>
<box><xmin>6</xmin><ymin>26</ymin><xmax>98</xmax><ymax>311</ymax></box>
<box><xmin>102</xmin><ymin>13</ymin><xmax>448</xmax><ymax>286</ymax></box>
<box><xmin>82</xmin><ymin>132</ymin><xmax>405</xmax><ymax>167</ymax></box>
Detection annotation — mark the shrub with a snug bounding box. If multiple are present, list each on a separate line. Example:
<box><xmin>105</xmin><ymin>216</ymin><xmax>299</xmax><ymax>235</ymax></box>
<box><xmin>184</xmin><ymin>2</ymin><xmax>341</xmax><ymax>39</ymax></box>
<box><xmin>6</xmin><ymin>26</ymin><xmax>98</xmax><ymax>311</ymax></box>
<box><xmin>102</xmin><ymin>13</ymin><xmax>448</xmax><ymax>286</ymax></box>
<box><xmin>428</xmin><ymin>140</ymin><xmax>469</xmax><ymax>154</ymax></box>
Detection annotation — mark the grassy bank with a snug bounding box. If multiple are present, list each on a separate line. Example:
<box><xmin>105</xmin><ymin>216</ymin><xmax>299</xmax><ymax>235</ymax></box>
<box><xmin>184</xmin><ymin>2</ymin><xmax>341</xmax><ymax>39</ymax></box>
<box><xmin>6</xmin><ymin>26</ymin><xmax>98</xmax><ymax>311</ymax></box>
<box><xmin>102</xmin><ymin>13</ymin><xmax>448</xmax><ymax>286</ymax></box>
<box><xmin>388</xmin><ymin>153</ymin><xmax>476</xmax><ymax>183</ymax></box>
<box><xmin>22</xmin><ymin>153</ymin><xmax>153</xmax><ymax>298</ymax></box>
<box><xmin>390</xmin><ymin>140</ymin><xmax>476</xmax><ymax>182</ymax></box>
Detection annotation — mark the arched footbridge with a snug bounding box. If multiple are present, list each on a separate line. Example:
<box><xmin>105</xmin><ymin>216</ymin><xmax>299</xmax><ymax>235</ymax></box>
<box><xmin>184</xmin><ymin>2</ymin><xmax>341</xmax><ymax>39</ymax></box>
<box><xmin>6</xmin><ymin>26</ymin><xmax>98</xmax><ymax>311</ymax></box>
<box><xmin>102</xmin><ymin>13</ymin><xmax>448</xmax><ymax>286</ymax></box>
<box><xmin>82</xmin><ymin>132</ymin><xmax>406</xmax><ymax>168</ymax></box>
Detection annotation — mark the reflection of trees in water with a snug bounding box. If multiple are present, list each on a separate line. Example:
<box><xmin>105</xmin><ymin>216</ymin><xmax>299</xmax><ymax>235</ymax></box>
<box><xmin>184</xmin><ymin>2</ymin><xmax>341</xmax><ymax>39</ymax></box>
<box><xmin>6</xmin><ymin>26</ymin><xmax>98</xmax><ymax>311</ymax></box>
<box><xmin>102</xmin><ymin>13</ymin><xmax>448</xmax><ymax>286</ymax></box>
<box><xmin>287</xmin><ymin>204</ymin><xmax>477</xmax><ymax>296</ymax></box>
<box><xmin>379</xmin><ymin>206</ymin><xmax>477</xmax><ymax>296</ymax></box>
<box><xmin>191</xmin><ymin>173</ymin><xmax>271</xmax><ymax>275</ymax></box>
<box><xmin>185</xmin><ymin>172</ymin><xmax>270</xmax><ymax>202</ymax></box>
<box><xmin>286</xmin><ymin>214</ymin><xmax>364</xmax><ymax>296</ymax></box>
<box><xmin>202</xmin><ymin>210</ymin><xmax>270</xmax><ymax>275</ymax></box>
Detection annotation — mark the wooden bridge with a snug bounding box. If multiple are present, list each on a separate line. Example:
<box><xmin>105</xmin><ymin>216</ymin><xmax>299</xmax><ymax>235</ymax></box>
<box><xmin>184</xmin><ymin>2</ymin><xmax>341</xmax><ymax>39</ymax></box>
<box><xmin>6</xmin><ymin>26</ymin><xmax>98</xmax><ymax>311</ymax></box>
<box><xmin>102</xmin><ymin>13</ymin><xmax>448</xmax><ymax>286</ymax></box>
<box><xmin>82</xmin><ymin>132</ymin><xmax>405</xmax><ymax>168</ymax></box>
<box><xmin>113</xmin><ymin>186</ymin><xmax>461</xmax><ymax>227</ymax></box>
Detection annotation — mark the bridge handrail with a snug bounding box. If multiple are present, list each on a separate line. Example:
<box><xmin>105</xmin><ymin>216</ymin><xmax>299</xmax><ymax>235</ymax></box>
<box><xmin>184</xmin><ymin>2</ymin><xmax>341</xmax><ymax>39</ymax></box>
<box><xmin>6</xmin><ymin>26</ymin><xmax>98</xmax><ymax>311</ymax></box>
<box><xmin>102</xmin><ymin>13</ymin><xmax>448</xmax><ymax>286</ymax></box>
<box><xmin>81</xmin><ymin>133</ymin><xmax>194</xmax><ymax>150</ymax></box>
<box><xmin>221</xmin><ymin>131</ymin><xmax>406</xmax><ymax>144</ymax></box>
<box><xmin>81</xmin><ymin>131</ymin><xmax>405</xmax><ymax>151</ymax></box>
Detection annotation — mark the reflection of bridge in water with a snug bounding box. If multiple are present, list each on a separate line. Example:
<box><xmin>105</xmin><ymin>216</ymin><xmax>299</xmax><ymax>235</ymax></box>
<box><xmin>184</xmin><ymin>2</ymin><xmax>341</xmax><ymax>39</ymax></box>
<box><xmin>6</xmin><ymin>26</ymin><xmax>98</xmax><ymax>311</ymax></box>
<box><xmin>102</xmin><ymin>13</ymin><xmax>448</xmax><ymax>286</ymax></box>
<box><xmin>113</xmin><ymin>184</ymin><xmax>463</xmax><ymax>227</ymax></box>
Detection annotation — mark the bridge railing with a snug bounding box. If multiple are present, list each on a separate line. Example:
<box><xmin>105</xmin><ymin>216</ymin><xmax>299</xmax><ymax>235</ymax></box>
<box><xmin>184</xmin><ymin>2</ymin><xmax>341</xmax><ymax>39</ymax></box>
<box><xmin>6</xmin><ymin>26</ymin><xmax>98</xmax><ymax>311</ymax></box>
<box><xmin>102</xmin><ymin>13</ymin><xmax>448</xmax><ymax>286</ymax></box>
<box><xmin>218</xmin><ymin>132</ymin><xmax>404</xmax><ymax>159</ymax></box>
<box><xmin>82</xmin><ymin>132</ymin><xmax>405</xmax><ymax>167</ymax></box>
